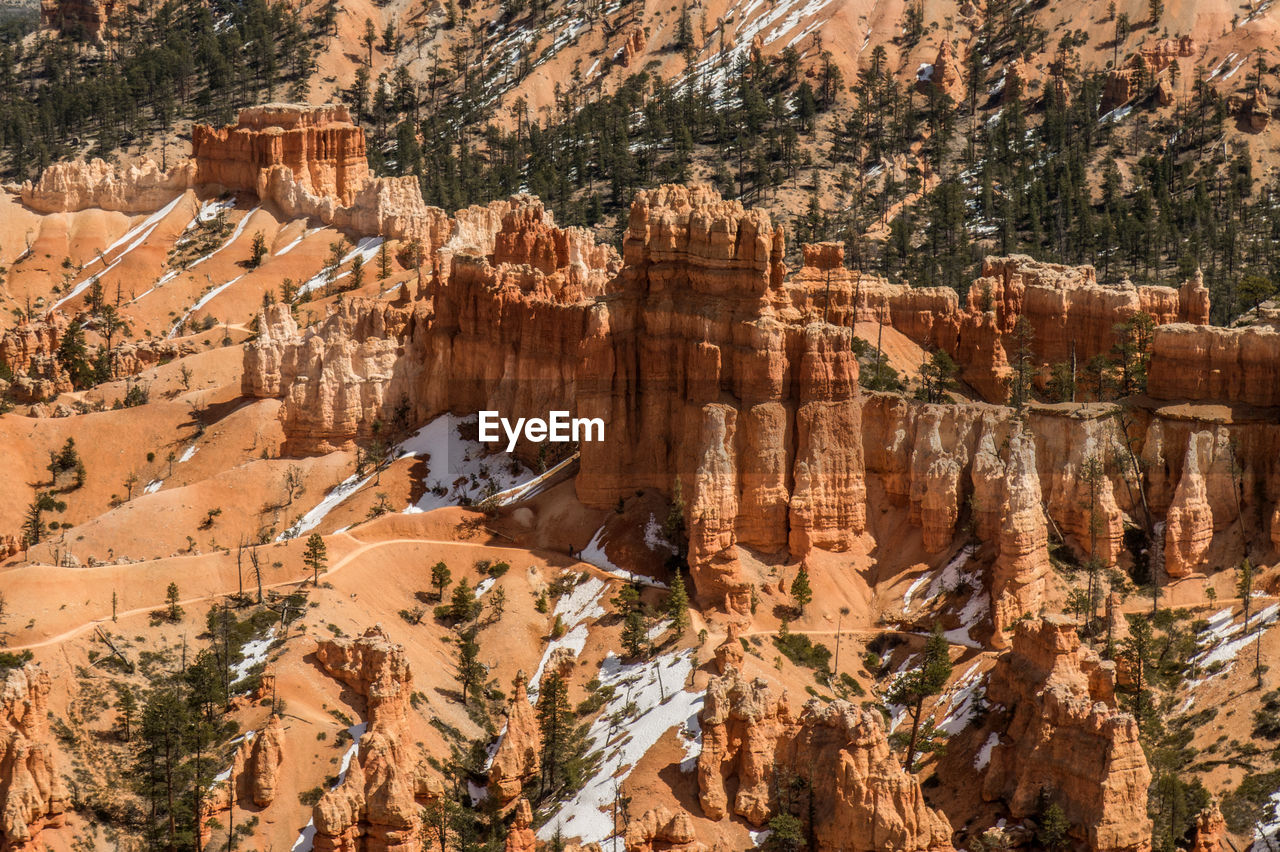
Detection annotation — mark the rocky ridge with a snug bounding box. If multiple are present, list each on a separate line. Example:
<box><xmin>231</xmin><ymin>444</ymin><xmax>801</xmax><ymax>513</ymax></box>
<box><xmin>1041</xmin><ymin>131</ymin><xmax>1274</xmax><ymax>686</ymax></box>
<box><xmin>981</xmin><ymin>616</ymin><xmax>1152</xmax><ymax>852</ymax></box>
<box><xmin>696</xmin><ymin>665</ymin><xmax>954</xmax><ymax>852</ymax></box>
<box><xmin>311</xmin><ymin>626</ymin><xmax>443</xmax><ymax>851</ymax></box>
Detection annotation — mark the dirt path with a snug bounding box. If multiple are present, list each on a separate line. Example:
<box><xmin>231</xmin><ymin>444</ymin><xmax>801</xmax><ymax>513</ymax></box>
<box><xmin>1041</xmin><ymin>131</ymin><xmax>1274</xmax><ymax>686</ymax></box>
<box><xmin>7</xmin><ymin>531</ymin><xmax>637</xmax><ymax>652</ymax></box>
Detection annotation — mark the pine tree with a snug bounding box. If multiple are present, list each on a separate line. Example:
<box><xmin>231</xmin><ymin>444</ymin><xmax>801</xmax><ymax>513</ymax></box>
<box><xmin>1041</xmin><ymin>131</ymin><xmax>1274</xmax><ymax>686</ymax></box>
<box><xmin>362</xmin><ymin>18</ymin><xmax>376</xmax><ymax>65</ymax></box>
<box><xmin>349</xmin><ymin>254</ymin><xmax>366</xmax><ymax>291</ymax></box>
<box><xmin>536</xmin><ymin>671</ymin><xmax>572</xmax><ymax>795</ymax></box>
<box><xmin>115</xmin><ymin>685</ymin><xmax>137</xmax><ymax>741</ymax></box>
<box><xmin>450</xmin><ymin>577</ymin><xmax>479</xmax><ymax>622</ymax></box>
<box><xmin>249</xmin><ymin>231</ymin><xmax>268</xmax><ymax>268</ymax></box>
<box><xmin>56</xmin><ymin>319</ymin><xmax>95</xmax><ymax>389</ymax></box>
<box><xmin>166</xmin><ymin>581</ymin><xmax>183</xmax><ymax>621</ymax></box>
<box><xmin>790</xmin><ymin>565</ymin><xmax>813</xmax><ymax>615</ymax></box>
<box><xmin>21</xmin><ymin>492</ymin><xmax>64</xmax><ymax>547</ymax></box>
<box><xmin>455</xmin><ymin>627</ymin><xmax>485</xmax><ymax>705</ymax></box>
<box><xmin>378</xmin><ymin>241</ymin><xmax>392</xmax><ymax>280</ymax></box>
<box><xmin>884</xmin><ymin>627</ymin><xmax>952</xmax><ymax>770</ymax></box>
<box><xmin>664</xmin><ymin>572</ymin><xmax>690</xmax><ymax>635</ymax></box>
<box><xmin>1120</xmin><ymin>614</ymin><xmax>1155</xmax><ymax>733</ymax></box>
<box><xmin>431</xmin><ymin>561</ymin><xmax>452</xmax><ymax>600</ymax></box>
<box><xmin>304</xmin><ymin>533</ymin><xmax>328</xmax><ymax>585</ymax></box>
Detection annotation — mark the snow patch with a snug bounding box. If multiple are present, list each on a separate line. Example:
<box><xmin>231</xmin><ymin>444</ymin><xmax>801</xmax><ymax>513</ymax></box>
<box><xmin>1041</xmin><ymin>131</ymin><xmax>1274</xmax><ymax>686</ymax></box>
<box><xmin>974</xmin><ymin>732</ymin><xmax>999</xmax><ymax>770</ymax></box>
<box><xmin>536</xmin><ymin>650</ymin><xmax>701</xmax><ymax>846</ymax></box>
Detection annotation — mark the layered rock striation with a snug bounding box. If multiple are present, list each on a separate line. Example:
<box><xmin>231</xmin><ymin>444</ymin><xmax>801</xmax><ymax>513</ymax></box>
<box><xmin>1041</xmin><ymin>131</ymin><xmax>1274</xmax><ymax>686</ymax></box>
<box><xmin>20</xmin><ymin>157</ymin><xmax>196</xmax><ymax>214</ymax></box>
<box><xmin>798</xmin><ymin>253</ymin><xmax>1208</xmax><ymax>403</ymax></box>
<box><xmin>576</xmin><ymin>185</ymin><xmax>865</xmax><ymax>610</ymax></box>
<box><xmin>981</xmin><ymin>617</ymin><xmax>1152</xmax><ymax>852</ymax></box>
<box><xmin>1147</xmin><ymin>322</ymin><xmax>1280</xmax><ymax>407</ymax></box>
<box><xmin>696</xmin><ymin>666</ymin><xmax>953</xmax><ymax>851</ymax></box>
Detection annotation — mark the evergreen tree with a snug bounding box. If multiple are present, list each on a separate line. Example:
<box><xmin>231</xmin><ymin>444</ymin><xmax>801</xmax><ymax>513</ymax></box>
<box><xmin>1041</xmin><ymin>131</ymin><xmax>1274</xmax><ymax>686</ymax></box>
<box><xmin>455</xmin><ymin>627</ymin><xmax>485</xmax><ymax>705</ymax></box>
<box><xmin>917</xmin><ymin>350</ymin><xmax>957</xmax><ymax>403</ymax></box>
<box><xmin>56</xmin><ymin>319</ymin><xmax>96</xmax><ymax>389</ymax></box>
<box><xmin>1009</xmin><ymin>316</ymin><xmax>1036</xmax><ymax>409</ymax></box>
<box><xmin>1120</xmin><ymin>614</ymin><xmax>1156</xmax><ymax>734</ymax></box>
<box><xmin>378</xmin><ymin>241</ymin><xmax>392</xmax><ymax>280</ymax></box>
<box><xmin>304</xmin><ymin>533</ymin><xmax>327</xmax><ymax>585</ymax></box>
<box><xmin>21</xmin><ymin>492</ymin><xmax>64</xmax><ymax>547</ymax></box>
<box><xmin>249</xmin><ymin>231</ymin><xmax>268</xmax><ymax>268</ymax></box>
<box><xmin>431</xmin><ymin>561</ymin><xmax>452</xmax><ymax>601</ymax></box>
<box><xmin>884</xmin><ymin>627</ymin><xmax>952</xmax><ymax>770</ymax></box>
<box><xmin>450</xmin><ymin>577</ymin><xmax>480</xmax><ymax>622</ymax></box>
<box><xmin>664</xmin><ymin>572</ymin><xmax>690</xmax><ymax>635</ymax></box>
<box><xmin>536</xmin><ymin>671</ymin><xmax>572</xmax><ymax>795</ymax></box>
<box><xmin>791</xmin><ymin>564</ymin><xmax>812</xmax><ymax>614</ymax></box>
<box><xmin>166</xmin><ymin>581</ymin><xmax>183</xmax><ymax>621</ymax></box>
<box><xmin>349</xmin><ymin>254</ymin><xmax>366</xmax><ymax>291</ymax></box>
<box><xmin>115</xmin><ymin>685</ymin><xmax>137</xmax><ymax>742</ymax></box>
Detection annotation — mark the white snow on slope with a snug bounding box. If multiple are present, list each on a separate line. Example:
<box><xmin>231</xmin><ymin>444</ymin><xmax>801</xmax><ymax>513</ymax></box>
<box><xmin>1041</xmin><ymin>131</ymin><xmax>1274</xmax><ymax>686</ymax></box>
<box><xmin>529</xmin><ymin>577</ymin><xmax>608</xmax><ymax>694</ymax></box>
<box><xmin>537</xmin><ymin>650</ymin><xmax>702</xmax><ymax>847</ymax></box>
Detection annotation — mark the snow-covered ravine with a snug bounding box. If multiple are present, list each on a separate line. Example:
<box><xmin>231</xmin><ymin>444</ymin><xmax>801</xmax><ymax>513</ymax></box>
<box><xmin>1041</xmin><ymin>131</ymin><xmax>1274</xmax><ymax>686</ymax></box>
<box><xmin>230</xmin><ymin>627</ymin><xmax>277</xmax><ymax>690</ymax></box>
<box><xmin>529</xmin><ymin>577</ymin><xmax>607</xmax><ymax>694</ymax></box>
<box><xmin>279</xmin><ymin>413</ymin><xmax>535</xmax><ymax>540</ymax></box>
<box><xmin>900</xmin><ymin>545</ymin><xmax>984</xmax><ymax>649</ymax></box>
<box><xmin>1186</xmin><ymin>604</ymin><xmax>1279</xmax><ymax>694</ymax></box>
<box><xmin>579</xmin><ymin>525</ymin><xmax>669</xmax><ymax>589</ymax></box>
<box><xmin>54</xmin><ymin>193</ymin><xmax>188</xmax><ymax>308</ymax></box>
<box><xmin>402</xmin><ymin>414</ymin><xmax>534</xmax><ymax>512</ymax></box>
<box><xmin>536</xmin><ymin>649</ymin><xmax>702</xmax><ymax>847</ymax></box>
<box><xmin>296</xmin><ymin>236</ymin><xmax>384</xmax><ymax>297</ymax></box>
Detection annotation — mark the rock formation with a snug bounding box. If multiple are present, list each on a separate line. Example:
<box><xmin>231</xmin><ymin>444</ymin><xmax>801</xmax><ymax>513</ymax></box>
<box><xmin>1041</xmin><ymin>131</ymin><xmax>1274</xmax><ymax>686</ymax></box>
<box><xmin>1163</xmin><ymin>431</ymin><xmax>1216</xmax><ymax>577</ymax></box>
<box><xmin>193</xmin><ymin>104</ymin><xmax>370</xmax><ymax>204</ymax></box>
<box><xmin>981</xmin><ymin>617</ymin><xmax>1151</xmax><ymax>852</ymax></box>
<box><xmin>697</xmin><ymin>666</ymin><xmax>793</xmax><ymax>824</ymax></box>
<box><xmin>1101</xmin><ymin>37</ymin><xmax>1195</xmax><ymax>111</ymax></box>
<box><xmin>0</xmin><ymin>314</ymin><xmax>71</xmax><ymax>402</ymax></box>
<box><xmin>239</xmin><ymin>178</ymin><xmax>1280</xmax><ymax>616</ymax></box>
<box><xmin>990</xmin><ymin>431</ymin><xmax>1052</xmax><ymax>647</ymax></box>
<box><xmin>920</xmin><ymin>41</ymin><xmax>964</xmax><ymax>103</ymax></box>
<box><xmin>488</xmin><ymin>674</ymin><xmax>540</xmax><ymax>807</ymax></box>
<box><xmin>799</xmin><ymin>253</ymin><xmax>1206</xmax><ymax>404</ymax></box>
<box><xmin>243</xmin><ymin>299</ymin><xmax>423</xmax><ymax>454</ymax></box>
<box><xmin>0</xmin><ymin>664</ymin><xmax>68</xmax><ymax>849</ymax></box>
<box><xmin>697</xmin><ymin>667</ymin><xmax>953</xmax><ymax>851</ymax></box>
<box><xmin>576</xmin><ymin>184</ymin><xmax>865</xmax><ymax>610</ymax></box>
<box><xmin>504</xmin><ymin>799</ymin><xmax>537</xmax><ymax>852</ymax></box>
<box><xmin>1245</xmin><ymin>87</ymin><xmax>1271</xmax><ymax>132</ymax></box>
<box><xmin>1148</xmin><ymin>322</ymin><xmax>1280</xmax><ymax>406</ymax></box>
<box><xmin>1189</xmin><ymin>799</ymin><xmax>1226</xmax><ymax>852</ymax></box>
<box><xmin>40</xmin><ymin>0</ymin><xmax>118</xmax><ymax>41</ymax></box>
<box><xmin>247</xmin><ymin>714</ymin><xmax>285</xmax><ymax>807</ymax></box>
<box><xmin>311</xmin><ymin>626</ymin><xmax>442</xmax><ymax>851</ymax></box>
<box><xmin>20</xmin><ymin>157</ymin><xmax>195</xmax><ymax>214</ymax></box>
<box><xmin>624</xmin><ymin>808</ymin><xmax>707</xmax><ymax>852</ymax></box>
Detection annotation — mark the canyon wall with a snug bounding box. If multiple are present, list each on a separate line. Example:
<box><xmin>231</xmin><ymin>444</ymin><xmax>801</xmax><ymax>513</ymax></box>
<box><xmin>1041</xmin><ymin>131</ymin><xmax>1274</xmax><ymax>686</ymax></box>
<box><xmin>193</xmin><ymin>104</ymin><xmax>370</xmax><ymax>205</ymax></box>
<box><xmin>576</xmin><ymin>185</ymin><xmax>865</xmax><ymax>610</ymax></box>
<box><xmin>1147</xmin><ymin>322</ymin><xmax>1280</xmax><ymax>407</ymax></box>
<box><xmin>981</xmin><ymin>616</ymin><xmax>1152</xmax><ymax>852</ymax></box>
<box><xmin>243</xmin><ymin>183</ymin><xmax>1280</xmax><ymax>610</ymax></box>
<box><xmin>797</xmin><ymin>251</ymin><xmax>1209</xmax><ymax>403</ymax></box>
<box><xmin>696</xmin><ymin>665</ymin><xmax>954</xmax><ymax>851</ymax></box>
<box><xmin>0</xmin><ymin>664</ymin><xmax>68</xmax><ymax>850</ymax></box>
<box><xmin>40</xmin><ymin>0</ymin><xmax>117</xmax><ymax>41</ymax></box>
